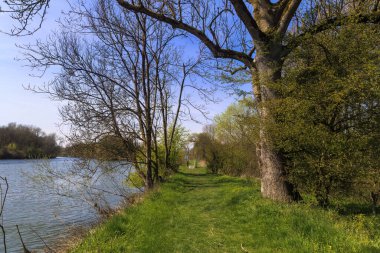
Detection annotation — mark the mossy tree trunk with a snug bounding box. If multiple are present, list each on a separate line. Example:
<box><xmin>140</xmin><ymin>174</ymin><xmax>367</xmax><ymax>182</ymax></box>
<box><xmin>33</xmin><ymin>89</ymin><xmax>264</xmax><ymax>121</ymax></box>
<box><xmin>253</xmin><ymin>42</ymin><xmax>295</xmax><ymax>202</ymax></box>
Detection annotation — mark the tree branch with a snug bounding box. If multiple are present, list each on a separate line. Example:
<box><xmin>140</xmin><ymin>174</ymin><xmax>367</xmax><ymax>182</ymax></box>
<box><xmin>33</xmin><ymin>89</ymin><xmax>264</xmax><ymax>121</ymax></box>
<box><xmin>229</xmin><ymin>0</ymin><xmax>266</xmax><ymax>41</ymax></box>
<box><xmin>276</xmin><ymin>0</ymin><xmax>302</xmax><ymax>36</ymax></box>
<box><xmin>284</xmin><ymin>11</ymin><xmax>380</xmax><ymax>57</ymax></box>
<box><xmin>116</xmin><ymin>0</ymin><xmax>254</xmax><ymax>67</ymax></box>
<box><xmin>1</xmin><ymin>0</ymin><xmax>50</xmax><ymax>35</ymax></box>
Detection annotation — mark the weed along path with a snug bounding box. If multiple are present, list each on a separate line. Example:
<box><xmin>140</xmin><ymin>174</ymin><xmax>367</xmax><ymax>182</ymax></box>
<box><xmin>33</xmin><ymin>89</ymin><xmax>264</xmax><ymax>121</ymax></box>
<box><xmin>71</xmin><ymin>168</ymin><xmax>380</xmax><ymax>253</ymax></box>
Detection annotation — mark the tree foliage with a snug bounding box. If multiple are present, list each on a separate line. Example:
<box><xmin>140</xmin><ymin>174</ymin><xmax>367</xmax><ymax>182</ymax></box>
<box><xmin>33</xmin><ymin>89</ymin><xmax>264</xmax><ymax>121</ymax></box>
<box><xmin>192</xmin><ymin>129</ymin><xmax>223</xmax><ymax>174</ymax></box>
<box><xmin>213</xmin><ymin>98</ymin><xmax>259</xmax><ymax>176</ymax></box>
<box><xmin>268</xmin><ymin>23</ymin><xmax>380</xmax><ymax>207</ymax></box>
<box><xmin>157</xmin><ymin>125</ymin><xmax>188</xmax><ymax>175</ymax></box>
<box><xmin>193</xmin><ymin>98</ymin><xmax>259</xmax><ymax>176</ymax></box>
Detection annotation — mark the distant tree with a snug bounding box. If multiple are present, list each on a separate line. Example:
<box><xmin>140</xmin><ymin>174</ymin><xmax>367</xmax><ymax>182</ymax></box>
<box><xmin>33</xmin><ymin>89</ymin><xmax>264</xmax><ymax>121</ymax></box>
<box><xmin>193</xmin><ymin>128</ymin><xmax>223</xmax><ymax>174</ymax></box>
<box><xmin>214</xmin><ymin>98</ymin><xmax>259</xmax><ymax>177</ymax></box>
<box><xmin>193</xmin><ymin>132</ymin><xmax>211</xmax><ymax>162</ymax></box>
<box><xmin>0</xmin><ymin>123</ymin><xmax>60</xmax><ymax>159</ymax></box>
<box><xmin>192</xmin><ymin>99</ymin><xmax>259</xmax><ymax>177</ymax></box>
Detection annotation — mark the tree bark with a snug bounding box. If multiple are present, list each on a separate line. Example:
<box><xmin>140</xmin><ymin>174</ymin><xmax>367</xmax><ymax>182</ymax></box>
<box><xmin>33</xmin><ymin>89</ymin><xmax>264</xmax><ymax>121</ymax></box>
<box><xmin>259</xmin><ymin>141</ymin><xmax>293</xmax><ymax>202</ymax></box>
<box><xmin>253</xmin><ymin>45</ymin><xmax>294</xmax><ymax>202</ymax></box>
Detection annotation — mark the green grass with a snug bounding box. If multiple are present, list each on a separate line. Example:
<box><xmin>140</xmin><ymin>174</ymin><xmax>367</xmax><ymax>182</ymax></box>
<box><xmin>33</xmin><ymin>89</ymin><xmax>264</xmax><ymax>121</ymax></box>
<box><xmin>71</xmin><ymin>168</ymin><xmax>380</xmax><ymax>253</ymax></box>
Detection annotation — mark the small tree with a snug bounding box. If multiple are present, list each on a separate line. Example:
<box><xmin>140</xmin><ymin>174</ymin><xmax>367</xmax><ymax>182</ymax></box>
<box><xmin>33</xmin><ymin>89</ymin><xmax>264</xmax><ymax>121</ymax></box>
<box><xmin>193</xmin><ymin>130</ymin><xmax>223</xmax><ymax>174</ymax></box>
<box><xmin>157</xmin><ymin>125</ymin><xmax>189</xmax><ymax>175</ymax></box>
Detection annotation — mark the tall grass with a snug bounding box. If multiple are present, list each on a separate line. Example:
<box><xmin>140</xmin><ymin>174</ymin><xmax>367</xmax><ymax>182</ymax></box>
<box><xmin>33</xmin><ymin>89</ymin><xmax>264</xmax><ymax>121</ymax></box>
<box><xmin>71</xmin><ymin>168</ymin><xmax>379</xmax><ymax>253</ymax></box>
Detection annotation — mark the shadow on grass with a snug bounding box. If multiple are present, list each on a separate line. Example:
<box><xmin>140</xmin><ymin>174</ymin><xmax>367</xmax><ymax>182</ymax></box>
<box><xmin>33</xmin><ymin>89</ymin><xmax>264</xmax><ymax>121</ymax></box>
<box><xmin>177</xmin><ymin>171</ymin><xmax>213</xmax><ymax>177</ymax></box>
<box><xmin>169</xmin><ymin>172</ymin><xmax>252</xmax><ymax>193</ymax></box>
<box><xmin>335</xmin><ymin>203</ymin><xmax>379</xmax><ymax>216</ymax></box>
<box><xmin>360</xmin><ymin>246</ymin><xmax>380</xmax><ymax>253</ymax></box>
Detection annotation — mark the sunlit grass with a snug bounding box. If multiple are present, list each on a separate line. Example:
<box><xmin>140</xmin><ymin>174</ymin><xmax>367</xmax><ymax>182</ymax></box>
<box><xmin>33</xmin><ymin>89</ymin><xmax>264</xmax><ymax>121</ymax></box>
<box><xmin>71</xmin><ymin>168</ymin><xmax>380</xmax><ymax>253</ymax></box>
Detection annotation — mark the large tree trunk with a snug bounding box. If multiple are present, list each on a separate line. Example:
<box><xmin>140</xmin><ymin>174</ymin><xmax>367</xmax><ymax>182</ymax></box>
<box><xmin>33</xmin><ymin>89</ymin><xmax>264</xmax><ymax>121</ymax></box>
<box><xmin>253</xmin><ymin>46</ymin><xmax>295</xmax><ymax>202</ymax></box>
<box><xmin>258</xmin><ymin>138</ymin><xmax>294</xmax><ymax>202</ymax></box>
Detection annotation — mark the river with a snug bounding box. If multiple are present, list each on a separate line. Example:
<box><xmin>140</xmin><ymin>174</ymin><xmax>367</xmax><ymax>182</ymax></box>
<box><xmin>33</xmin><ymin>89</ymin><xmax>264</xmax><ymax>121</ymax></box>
<box><xmin>0</xmin><ymin>157</ymin><xmax>133</xmax><ymax>252</ymax></box>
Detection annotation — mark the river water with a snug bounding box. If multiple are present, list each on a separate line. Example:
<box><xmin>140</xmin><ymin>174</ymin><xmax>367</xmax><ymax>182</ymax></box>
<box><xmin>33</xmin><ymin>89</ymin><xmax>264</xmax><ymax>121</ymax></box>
<box><xmin>0</xmin><ymin>158</ymin><xmax>132</xmax><ymax>253</ymax></box>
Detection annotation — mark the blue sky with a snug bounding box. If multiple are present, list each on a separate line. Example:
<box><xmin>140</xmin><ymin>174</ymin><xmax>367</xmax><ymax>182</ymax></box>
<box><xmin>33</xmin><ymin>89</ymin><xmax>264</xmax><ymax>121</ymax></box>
<box><xmin>0</xmin><ymin>2</ymin><xmax>248</xmax><ymax>139</ymax></box>
<box><xmin>0</xmin><ymin>1</ymin><xmax>68</xmax><ymax>137</ymax></box>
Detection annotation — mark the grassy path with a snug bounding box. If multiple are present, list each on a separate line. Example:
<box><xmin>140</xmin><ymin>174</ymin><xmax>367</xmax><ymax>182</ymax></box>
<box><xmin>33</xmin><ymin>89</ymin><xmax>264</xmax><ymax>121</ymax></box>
<box><xmin>72</xmin><ymin>168</ymin><xmax>379</xmax><ymax>253</ymax></box>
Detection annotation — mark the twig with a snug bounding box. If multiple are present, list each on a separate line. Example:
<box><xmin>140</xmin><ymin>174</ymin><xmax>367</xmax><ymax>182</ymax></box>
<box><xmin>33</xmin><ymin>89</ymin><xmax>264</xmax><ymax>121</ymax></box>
<box><xmin>0</xmin><ymin>176</ymin><xmax>9</xmax><ymax>253</ymax></box>
<box><xmin>0</xmin><ymin>177</ymin><xmax>9</xmax><ymax>218</ymax></box>
<box><xmin>0</xmin><ymin>224</ymin><xmax>6</xmax><ymax>253</ymax></box>
<box><xmin>16</xmin><ymin>225</ymin><xmax>32</xmax><ymax>253</ymax></box>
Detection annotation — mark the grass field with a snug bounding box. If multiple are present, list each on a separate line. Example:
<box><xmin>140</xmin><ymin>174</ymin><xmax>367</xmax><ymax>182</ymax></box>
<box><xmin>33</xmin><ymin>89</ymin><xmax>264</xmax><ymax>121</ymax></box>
<box><xmin>71</xmin><ymin>168</ymin><xmax>380</xmax><ymax>253</ymax></box>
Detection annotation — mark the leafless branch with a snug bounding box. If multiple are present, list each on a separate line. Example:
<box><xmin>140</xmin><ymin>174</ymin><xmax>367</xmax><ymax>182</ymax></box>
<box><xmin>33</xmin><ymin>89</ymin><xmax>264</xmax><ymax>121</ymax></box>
<box><xmin>1</xmin><ymin>0</ymin><xmax>50</xmax><ymax>35</ymax></box>
<box><xmin>116</xmin><ymin>0</ymin><xmax>254</xmax><ymax>67</ymax></box>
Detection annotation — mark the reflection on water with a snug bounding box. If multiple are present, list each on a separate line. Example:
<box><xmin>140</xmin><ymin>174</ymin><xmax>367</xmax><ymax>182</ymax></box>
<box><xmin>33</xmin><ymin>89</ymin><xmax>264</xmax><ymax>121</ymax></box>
<box><xmin>0</xmin><ymin>158</ymin><xmax>132</xmax><ymax>253</ymax></box>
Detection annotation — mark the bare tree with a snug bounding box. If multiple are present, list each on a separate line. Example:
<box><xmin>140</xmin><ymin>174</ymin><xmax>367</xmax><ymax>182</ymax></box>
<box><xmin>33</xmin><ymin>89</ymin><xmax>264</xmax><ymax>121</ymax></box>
<box><xmin>114</xmin><ymin>0</ymin><xmax>380</xmax><ymax>201</ymax></box>
<box><xmin>23</xmin><ymin>0</ymin><xmax>199</xmax><ymax>189</ymax></box>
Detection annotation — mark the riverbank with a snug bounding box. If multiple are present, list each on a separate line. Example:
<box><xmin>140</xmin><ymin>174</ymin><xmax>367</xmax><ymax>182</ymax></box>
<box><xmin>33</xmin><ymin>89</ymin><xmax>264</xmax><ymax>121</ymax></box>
<box><xmin>55</xmin><ymin>193</ymin><xmax>144</xmax><ymax>253</ymax></box>
<box><xmin>70</xmin><ymin>168</ymin><xmax>380</xmax><ymax>252</ymax></box>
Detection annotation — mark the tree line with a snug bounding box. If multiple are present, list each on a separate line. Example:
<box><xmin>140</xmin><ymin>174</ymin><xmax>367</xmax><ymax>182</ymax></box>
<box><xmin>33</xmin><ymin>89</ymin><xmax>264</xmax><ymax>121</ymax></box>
<box><xmin>0</xmin><ymin>123</ymin><xmax>60</xmax><ymax>159</ymax></box>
